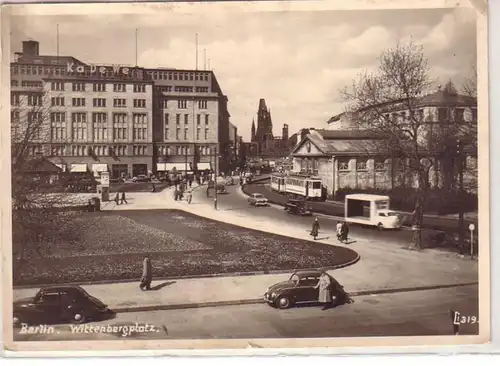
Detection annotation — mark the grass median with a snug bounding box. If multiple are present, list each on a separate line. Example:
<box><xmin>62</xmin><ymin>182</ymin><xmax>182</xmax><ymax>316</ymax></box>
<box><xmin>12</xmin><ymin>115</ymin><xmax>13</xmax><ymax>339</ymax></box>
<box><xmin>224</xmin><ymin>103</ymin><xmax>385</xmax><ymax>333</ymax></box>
<box><xmin>13</xmin><ymin>209</ymin><xmax>359</xmax><ymax>286</ymax></box>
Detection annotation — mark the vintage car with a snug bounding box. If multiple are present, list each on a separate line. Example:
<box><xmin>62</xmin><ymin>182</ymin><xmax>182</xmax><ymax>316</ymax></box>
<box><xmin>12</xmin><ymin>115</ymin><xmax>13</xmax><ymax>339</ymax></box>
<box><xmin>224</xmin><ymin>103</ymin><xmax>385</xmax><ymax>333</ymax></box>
<box><xmin>263</xmin><ymin>270</ymin><xmax>351</xmax><ymax>309</ymax></box>
<box><xmin>13</xmin><ymin>285</ymin><xmax>110</xmax><ymax>326</ymax></box>
<box><xmin>248</xmin><ymin>193</ymin><xmax>269</xmax><ymax>206</ymax></box>
<box><xmin>284</xmin><ymin>199</ymin><xmax>312</xmax><ymax>216</ymax></box>
<box><xmin>132</xmin><ymin>174</ymin><xmax>150</xmax><ymax>182</ymax></box>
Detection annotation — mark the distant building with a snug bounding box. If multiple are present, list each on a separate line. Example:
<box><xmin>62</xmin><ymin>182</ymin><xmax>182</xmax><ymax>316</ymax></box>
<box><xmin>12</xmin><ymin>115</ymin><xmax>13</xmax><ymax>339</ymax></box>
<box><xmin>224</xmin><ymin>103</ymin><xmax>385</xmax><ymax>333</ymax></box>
<box><xmin>249</xmin><ymin>98</ymin><xmax>296</xmax><ymax>159</ymax></box>
<box><xmin>291</xmin><ymin>86</ymin><xmax>478</xmax><ymax>197</ymax></box>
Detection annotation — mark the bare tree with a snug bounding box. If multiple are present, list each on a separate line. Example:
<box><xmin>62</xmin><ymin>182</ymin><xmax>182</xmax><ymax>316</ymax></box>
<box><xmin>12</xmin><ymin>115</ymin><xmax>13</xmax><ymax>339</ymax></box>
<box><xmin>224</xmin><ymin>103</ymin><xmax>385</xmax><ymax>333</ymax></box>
<box><xmin>462</xmin><ymin>65</ymin><xmax>477</xmax><ymax>99</ymax></box>
<box><xmin>341</xmin><ymin>41</ymin><xmax>465</xmax><ymax>249</ymax></box>
<box><xmin>11</xmin><ymin>87</ymin><xmax>84</xmax><ymax>277</ymax></box>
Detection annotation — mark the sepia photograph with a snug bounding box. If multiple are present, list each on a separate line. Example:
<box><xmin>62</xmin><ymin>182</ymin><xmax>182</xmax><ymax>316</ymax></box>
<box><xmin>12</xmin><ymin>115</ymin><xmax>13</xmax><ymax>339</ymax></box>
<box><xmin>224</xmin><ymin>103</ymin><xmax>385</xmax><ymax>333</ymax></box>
<box><xmin>1</xmin><ymin>0</ymin><xmax>489</xmax><ymax>352</ymax></box>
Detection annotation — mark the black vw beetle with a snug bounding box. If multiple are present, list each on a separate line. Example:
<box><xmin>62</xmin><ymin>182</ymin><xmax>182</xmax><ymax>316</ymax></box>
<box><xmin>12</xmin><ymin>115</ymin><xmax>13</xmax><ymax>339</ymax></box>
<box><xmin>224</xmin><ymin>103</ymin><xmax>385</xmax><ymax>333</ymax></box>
<box><xmin>263</xmin><ymin>270</ymin><xmax>351</xmax><ymax>309</ymax></box>
<box><xmin>13</xmin><ymin>285</ymin><xmax>111</xmax><ymax>326</ymax></box>
<box><xmin>284</xmin><ymin>199</ymin><xmax>312</xmax><ymax>216</ymax></box>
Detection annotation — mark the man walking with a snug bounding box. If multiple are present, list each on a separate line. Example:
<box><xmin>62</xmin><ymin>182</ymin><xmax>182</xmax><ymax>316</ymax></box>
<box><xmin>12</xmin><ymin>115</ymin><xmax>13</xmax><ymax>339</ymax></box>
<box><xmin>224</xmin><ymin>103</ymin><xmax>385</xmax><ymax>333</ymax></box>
<box><xmin>139</xmin><ymin>255</ymin><xmax>152</xmax><ymax>291</ymax></box>
<box><xmin>114</xmin><ymin>192</ymin><xmax>120</xmax><ymax>205</ymax></box>
<box><xmin>311</xmin><ymin>217</ymin><xmax>320</xmax><ymax>240</ymax></box>
<box><xmin>120</xmin><ymin>191</ymin><xmax>128</xmax><ymax>204</ymax></box>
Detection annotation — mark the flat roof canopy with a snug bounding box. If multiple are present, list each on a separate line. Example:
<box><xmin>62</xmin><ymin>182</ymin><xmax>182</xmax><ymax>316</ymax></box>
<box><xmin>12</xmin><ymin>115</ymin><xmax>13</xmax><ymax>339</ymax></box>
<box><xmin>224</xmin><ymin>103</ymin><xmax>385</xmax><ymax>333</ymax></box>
<box><xmin>345</xmin><ymin>194</ymin><xmax>390</xmax><ymax>201</ymax></box>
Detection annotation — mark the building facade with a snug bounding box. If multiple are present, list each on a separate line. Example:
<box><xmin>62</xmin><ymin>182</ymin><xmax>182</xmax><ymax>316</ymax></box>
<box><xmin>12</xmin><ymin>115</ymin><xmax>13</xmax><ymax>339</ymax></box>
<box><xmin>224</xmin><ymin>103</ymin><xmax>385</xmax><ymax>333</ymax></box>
<box><xmin>11</xmin><ymin>40</ymin><xmax>232</xmax><ymax>179</ymax></box>
<box><xmin>291</xmin><ymin>86</ymin><xmax>478</xmax><ymax>197</ymax></box>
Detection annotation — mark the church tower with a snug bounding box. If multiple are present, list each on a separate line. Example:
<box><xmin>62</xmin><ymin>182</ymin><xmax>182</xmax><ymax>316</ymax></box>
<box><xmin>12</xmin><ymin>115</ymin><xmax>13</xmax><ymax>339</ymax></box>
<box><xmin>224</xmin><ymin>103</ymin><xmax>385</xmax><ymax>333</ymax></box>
<box><xmin>251</xmin><ymin>119</ymin><xmax>256</xmax><ymax>142</ymax></box>
<box><xmin>255</xmin><ymin>98</ymin><xmax>274</xmax><ymax>142</ymax></box>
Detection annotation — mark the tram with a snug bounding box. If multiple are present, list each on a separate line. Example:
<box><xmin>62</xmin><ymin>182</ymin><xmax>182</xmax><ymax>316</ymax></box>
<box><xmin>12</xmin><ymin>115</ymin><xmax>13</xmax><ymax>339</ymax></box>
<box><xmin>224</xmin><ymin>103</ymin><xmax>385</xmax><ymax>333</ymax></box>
<box><xmin>270</xmin><ymin>173</ymin><xmax>325</xmax><ymax>201</ymax></box>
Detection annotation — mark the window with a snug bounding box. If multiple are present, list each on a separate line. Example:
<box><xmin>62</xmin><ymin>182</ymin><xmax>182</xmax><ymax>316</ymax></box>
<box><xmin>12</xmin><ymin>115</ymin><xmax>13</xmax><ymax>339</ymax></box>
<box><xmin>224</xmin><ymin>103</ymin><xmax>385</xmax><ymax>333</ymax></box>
<box><xmin>93</xmin><ymin>83</ymin><xmax>106</xmax><ymax>92</ymax></box>
<box><xmin>111</xmin><ymin>145</ymin><xmax>127</xmax><ymax>156</ymax></box>
<box><xmin>455</xmin><ymin>108</ymin><xmax>465</xmax><ymax>122</ymax></box>
<box><xmin>51</xmin><ymin>97</ymin><xmax>65</xmax><ymax>107</ymax></box>
<box><xmin>92</xmin><ymin>113</ymin><xmax>108</xmax><ymax>141</ymax></box>
<box><xmin>176</xmin><ymin>127</ymin><xmax>180</xmax><ymax>140</ymax></box>
<box><xmin>91</xmin><ymin>98</ymin><xmax>105</xmax><ymax>107</ymax></box>
<box><xmin>51</xmin><ymin>82</ymin><xmax>64</xmax><ymax>91</ymax></box>
<box><xmin>11</xmin><ymin>111</ymin><xmax>20</xmax><ymax>123</ymax></box>
<box><xmin>72</xmin><ymin>82</ymin><xmax>85</xmax><ymax>92</ymax></box>
<box><xmin>178</xmin><ymin>100</ymin><xmax>187</xmax><ymax>109</ymax></box>
<box><xmin>11</xmin><ymin>93</ymin><xmax>20</xmax><ymax>106</ymax></box>
<box><xmin>356</xmin><ymin>159</ymin><xmax>367</xmax><ymax>171</ymax></box>
<box><xmin>205</xmin><ymin>115</ymin><xmax>209</xmax><ymax>125</ymax></box>
<box><xmin>197</xmin><ymin>114</ymin><xmax>201</xmax><ymax>125</ymax></box>
<box><xmin>338</xmin><ymin>159</ymin><xmax>349</xmax><ymax>171</ymax></box>
<box><xmin>133</xmin><ymin>145</ymin><xmax>147</xmax><ymax>155</ymax></box>
<box><xmin>28</xmin><ymin>94</ymin><xmax>42</xmax><ymax>106</ymax></box>
<box><xmin>133</xmin><ymin>99</ymin><xmax>146</xmax><ymax>108</ymax></box>
<box><xmin>471</xmin><ymin>108</ymin><xmax>477</xmax><ymax>122</ymax></box>
<box><xmin>51</xmin><ymin>113</ymin><xmax>66</xmax><ymax>141</ymax></box>
<box><xmin>374</xmin><ymin>159</ymin><xmax>386</xmax><ymax>171</ymax></box>
<box><xmin>184</xmin><ymin>128</ymin><xmax>188</xmax><ymax>140</ymax></box>
<box><xmin>175</xmin><ymin>86</ymin><xmax>193</xmax><ymax>92</ymax></box>
<box><xmin>113</xmin><ymin>98</ymin><xmax>126</xmax><ymax>108</ymax></box>
<box><xmin>71</xmin><ymin>113</ymin><xmax>87</xmax><ymax>141</ymax></box>
<box><xmin>51</xmin><ymin>146</ymin><xmax>65</xmax><ymax>156</ymax></box>
<box><xmin>196</xmin><ymin>87</ymin><xmax>209</xmax><ymax>93</ymax></box>
<box><xmin>161</xmin><ymin>100</ymin><xmax>169</xmax><ymax>108</ymax></box>
<box><xmin>164</xmin><ymin>114</ymin><xmax>169</xmax><ymax>140</ymax></box>
<box><xmin>112</xmin><ymin>113</ymin><xmax>128</xmax><ymax>141</ymax></box>
<box><xmin>184</xmin><ymin>114</ymin><xmax>189</xmax><ymax>125</ymax></box>
<box><xmin>196</xmin><ymin>128</ymin><xmax>201</xmax><ymax>140</ymax></box>
<box><xmin>72</xmin><ymin>98</ymin><xmax>86</xmax><ymax>107</ymax></box>
<box><xmin>176</xmin><ymin>114</ymin><xmax>180</xmax><ymax>125</ymax></box>
<box><xmin>133</xmin><ymin>84</ymin><xmax>146</xmax><ymax>93</ymax></box>
<box><xmin>114</xmin><ymin>83</ymin><xmax>126</xmax><ymax>92</ymax></box>
<box><xmin>133</xmin><ymin>113</ymin><xmax>147</xmax><ymax>141</ymax></box>
<box><xmin>438</xmin><ymin>108</ymin><xmax>449</xmax><ymax>122</ymax></box>
<box><xmin>204</xmin><ymin>128</ymin><xmax>209</xmax><ymax>140</ymax></box>
<box><xmin>198</xmin><ymin>100</ymin><xmax>207</xmax><ymax>109</ymax></box>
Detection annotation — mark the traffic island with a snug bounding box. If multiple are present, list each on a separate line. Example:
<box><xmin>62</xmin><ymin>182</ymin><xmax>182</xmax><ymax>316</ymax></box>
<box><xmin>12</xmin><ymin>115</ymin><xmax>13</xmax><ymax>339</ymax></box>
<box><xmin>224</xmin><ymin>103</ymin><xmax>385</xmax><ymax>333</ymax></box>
<box><xmin>13</xmin><ymin>209</ymin><xmax>360</xmax><ymax>287</ymax></box>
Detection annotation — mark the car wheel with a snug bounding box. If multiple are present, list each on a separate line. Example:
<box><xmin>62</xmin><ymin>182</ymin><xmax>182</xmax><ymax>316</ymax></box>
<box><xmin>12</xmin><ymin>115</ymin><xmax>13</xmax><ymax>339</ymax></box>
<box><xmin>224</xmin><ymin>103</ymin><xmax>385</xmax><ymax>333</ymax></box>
<box><xmin>377</xmin><ymin>222</ymin><xmax>383</xmax><ymax>230</ymax></box>
<box><xmin>71</xmin><ymin>310</ymin><xmax>87</xmax><ymax>324</ymax></box>
<box><xmin>276</xmin><ymin>296</ymin><xmax>292</xmax><ymax>309</ymax></box>
<box><xmin>13</xmin><ymin>313</ymin><xmax>24</xmax><ymax>327</ymax></box>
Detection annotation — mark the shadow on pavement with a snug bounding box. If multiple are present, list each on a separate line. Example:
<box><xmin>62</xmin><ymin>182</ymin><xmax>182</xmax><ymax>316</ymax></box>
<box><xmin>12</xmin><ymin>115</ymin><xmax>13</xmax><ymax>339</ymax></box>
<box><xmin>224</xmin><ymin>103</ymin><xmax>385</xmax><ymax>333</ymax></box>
<box><xmin>150</xmin><ymin>281</ymin><xmax>176</xmax><ymax>291</ymax></box>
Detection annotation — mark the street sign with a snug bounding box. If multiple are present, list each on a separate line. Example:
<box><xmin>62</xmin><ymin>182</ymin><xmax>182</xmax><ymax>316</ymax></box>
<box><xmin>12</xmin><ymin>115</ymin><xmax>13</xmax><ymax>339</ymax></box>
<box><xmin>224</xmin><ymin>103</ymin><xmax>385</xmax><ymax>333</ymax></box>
<box><xmin>469</xmin><ymin>223</ymin><xmax>475</xmax><ymax>231</ymax></box>
<box><xmin>468</xmin><ymin>223</ymin><xmax>475</xmax><ymax>259</ymax></box>
<box><xmin>100</xmin><ymin>171</ymin><xmax>110</xmax><ymax>187</ymax></box>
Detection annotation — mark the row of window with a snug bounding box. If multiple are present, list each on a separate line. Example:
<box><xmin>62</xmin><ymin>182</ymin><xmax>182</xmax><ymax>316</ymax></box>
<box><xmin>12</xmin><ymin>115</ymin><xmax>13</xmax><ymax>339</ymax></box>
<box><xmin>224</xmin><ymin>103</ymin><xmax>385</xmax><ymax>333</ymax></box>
<box><xmin>163</xmin><ymin>127</ymin><xmax>210</xmax><ymax>141</ymax></box>
<box><xmin>382</xmin><ymin>107</ymin><xmax>477</xmax><ymax>123</ymax></box>
<box><xmin>164</xmin><ymin>113</ymin><xmax>210</xmax><ymax>126</ymax></box>
<box><xmin>157</xmin><ymin>145</ymin><xmax>214</xmax><ymax>156</ymax></box>
<box><xmin>48</xmin><ymin>112</ymin><xmax>148</xmax><ymax>125</ymax></box>
<box><xmin>12</xmin><ymin>65</ymin><xmax>211</xmax><ymax>83</ymax></box>
<box><xmin>160</xmin><ymin>100</ymin><xmax>208</xmax><ymax>109</ymax></box>
<box><xmin>158</xmin><ymin>86</ymin><xmax>209</xmax><ymax>93</ymax></box>
<box><xmin>48</xmin><ymin>82</ymin><xmax>148</xmax><ymax>93</ymax></box>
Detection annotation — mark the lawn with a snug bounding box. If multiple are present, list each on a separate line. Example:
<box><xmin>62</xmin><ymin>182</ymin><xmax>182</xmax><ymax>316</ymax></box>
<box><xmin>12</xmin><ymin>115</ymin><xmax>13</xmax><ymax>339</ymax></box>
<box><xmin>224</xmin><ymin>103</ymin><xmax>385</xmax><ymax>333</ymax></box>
<box><xmin>13</xmin><ymin>209</ymin><xmax>359</xmax><ymax>286</ymax></box>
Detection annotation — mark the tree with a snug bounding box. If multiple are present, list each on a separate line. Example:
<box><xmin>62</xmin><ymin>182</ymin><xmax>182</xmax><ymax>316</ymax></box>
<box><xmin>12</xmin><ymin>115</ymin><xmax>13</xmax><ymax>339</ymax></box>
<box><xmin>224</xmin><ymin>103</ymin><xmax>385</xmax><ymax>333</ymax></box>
<box><xmin>11</xmin><ymin>86</ymin><xmax>83</xmax><ymax>277</ymax></box>
<box><xmin>341</xmin><ymin>41</ymin><xmax>466</xmax><ymax>249</ymax></box>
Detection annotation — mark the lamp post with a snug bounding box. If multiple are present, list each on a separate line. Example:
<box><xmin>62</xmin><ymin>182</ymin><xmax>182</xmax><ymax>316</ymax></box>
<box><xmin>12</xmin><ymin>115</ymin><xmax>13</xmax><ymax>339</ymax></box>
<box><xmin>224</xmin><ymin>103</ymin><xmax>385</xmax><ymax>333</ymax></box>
<box><xmin>457</xmin><ymin>139</ymin><xmax>465</xmax><ymax>254</ymax></box>
<box><xmin>214</xmin><ymin>144</ymin><xmax>219</xmax><ymax>210</ymax></box>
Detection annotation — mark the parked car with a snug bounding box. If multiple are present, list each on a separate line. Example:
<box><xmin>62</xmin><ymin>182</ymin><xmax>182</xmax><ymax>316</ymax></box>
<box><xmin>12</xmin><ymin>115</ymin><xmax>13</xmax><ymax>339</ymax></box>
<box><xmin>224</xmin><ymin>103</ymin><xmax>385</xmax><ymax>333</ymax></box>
<box><xmin>109</xmin><ymin>177</ymin><xmax>125</xmax><ymax>184</ymax></box>
<box><xmin>284</xmin><ymin>199</ymin><xmax>312</xmax><ymax>216</ymax></box>
<box><xmin>248</xmin><ymin>193</ymin><xmax>269</xmax><ymax>206</ymax></box>
<box><xmin>263</xmin><ymin>270</ymin><xmax>351</xmax><ymax>309</ymax></box>
<box><xmin>13</xmin><ymin>285</ymin><xmax>110</xmax><ymax>326</ymax></box>
<box><xmin>132</xmin><ymin>174</ymin><xmax>150</xmax><ymax>182</ymax></box>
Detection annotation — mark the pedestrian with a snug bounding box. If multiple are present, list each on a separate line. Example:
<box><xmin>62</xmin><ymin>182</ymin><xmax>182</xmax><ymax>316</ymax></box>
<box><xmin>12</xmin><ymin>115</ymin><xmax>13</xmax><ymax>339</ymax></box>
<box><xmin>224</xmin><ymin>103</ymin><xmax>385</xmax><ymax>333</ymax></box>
<box><xmin>336</xmin><ymin>221</ymin><xmax>343</xmax><ymax>241</ymax></box>
<box><xmin>139</xmin><ymin>255</ymin><xmax>152</xmax><ymax>291</ymax></box>
<box><xmin>310</xmin><ymin>217</ymin><xmax>320</xmax><ymax>240</ymax></box>
<box><xmin>314</xmin><ymin>270</ymin><xmax>333</xmax><ymax>310</ymax></box>
<box><xmin>188</xmin><ymin>179</ymin><xmax>192</xmax><ymax>188</ymax></box>
<box><xmin>187</xmin><ymin>190</ymin><xmax>192</xmax><ymax>204</ymax></box>
<box><xmin>341</xmin><ymin>221</ymin><xmax>350</xmax><ymax>243</ymax></box>
<box><xmin>152</xmin><ymin>182</ymin><xmax>156</xmax><ymax>192</ymax></box>
<box><xmin>114</xmin><ymin>192</ymin><xmax>120</xmax><ymax>205</ymax></box>
<box><xmin>120</xmin><ymin>191</ymin><xmax>128</xmax><ymax>204</ymax></box>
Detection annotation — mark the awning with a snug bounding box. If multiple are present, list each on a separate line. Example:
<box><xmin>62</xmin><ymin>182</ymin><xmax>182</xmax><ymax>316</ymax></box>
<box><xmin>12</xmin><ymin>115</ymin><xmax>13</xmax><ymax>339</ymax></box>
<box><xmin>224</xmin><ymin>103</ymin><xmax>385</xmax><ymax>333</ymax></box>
<box><xmin>165</xmin><ymin>163</ymin><xmax>189</xmax><ymax>172</ymax></box>
<box><xmin>92</xmin><ymin>164</ymin><xmax>108</xmax><ymax>172</ymax></box>
<box><xmin>157</xmin><ymin>163</ymin><xmax>167</xmax><ymax>172</ymax></box>
<box><xmin>197</xmin><ymin>162</ymin><xmax>212</xmax><ymax>170</ymax></box>
<box><xmin>55</xmin><ymin>164</ymin><xmax>66</xmax><ymax>172</ymax></box>
<box><xmin>70</xmin><ymin>164</ymin><xmax>87</xmax><ymax>173</ymax></box>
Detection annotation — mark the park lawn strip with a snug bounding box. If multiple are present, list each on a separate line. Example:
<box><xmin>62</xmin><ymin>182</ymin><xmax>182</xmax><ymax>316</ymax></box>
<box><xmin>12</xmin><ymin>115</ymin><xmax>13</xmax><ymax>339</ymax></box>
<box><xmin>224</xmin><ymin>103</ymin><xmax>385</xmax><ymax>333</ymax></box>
<box><xmin>13</xmin><ymin>209</ymin><xmax>359</xmax><ymax>286</ymax></box>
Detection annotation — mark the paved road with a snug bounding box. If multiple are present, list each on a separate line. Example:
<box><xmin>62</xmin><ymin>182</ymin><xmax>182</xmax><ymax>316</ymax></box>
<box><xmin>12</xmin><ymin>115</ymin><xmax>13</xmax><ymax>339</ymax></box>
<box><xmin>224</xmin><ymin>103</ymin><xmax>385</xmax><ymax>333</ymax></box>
<box><xmin>13</xmin><ymin>285</ymin><xmax>479</xmax><ymax>341</ymax></box>
<box><xmin>198</xmin><ymin>185</ymin><xmax>449</xmax><ymax>250</ymax></box>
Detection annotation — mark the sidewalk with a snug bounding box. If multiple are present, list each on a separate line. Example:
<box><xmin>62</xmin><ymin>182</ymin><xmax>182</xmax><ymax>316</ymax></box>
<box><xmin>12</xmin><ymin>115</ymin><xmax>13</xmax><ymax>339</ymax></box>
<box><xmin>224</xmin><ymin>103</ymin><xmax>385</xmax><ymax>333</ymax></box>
<box><xmin>13</xmin><ymin>184</ymin><xmax>478</xmax><ymax>312</ymax></box>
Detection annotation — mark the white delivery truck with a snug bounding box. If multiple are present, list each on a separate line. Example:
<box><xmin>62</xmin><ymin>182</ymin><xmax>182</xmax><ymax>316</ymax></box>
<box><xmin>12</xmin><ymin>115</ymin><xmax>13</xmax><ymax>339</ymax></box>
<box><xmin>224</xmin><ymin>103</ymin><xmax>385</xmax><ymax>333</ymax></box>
<box><xmin>344</xmin><ymin>194</ymin><xmax>402</xmax><ymax>230</ymax></box>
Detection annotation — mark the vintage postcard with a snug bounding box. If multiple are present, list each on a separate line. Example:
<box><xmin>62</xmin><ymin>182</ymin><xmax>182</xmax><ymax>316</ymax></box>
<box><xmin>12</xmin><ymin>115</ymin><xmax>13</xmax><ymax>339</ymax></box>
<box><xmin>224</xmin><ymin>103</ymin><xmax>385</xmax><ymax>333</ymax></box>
<box><xmin>1</xmin><ymin>0</ymin><xmax>490</xmax><ymax>354</ymax></box>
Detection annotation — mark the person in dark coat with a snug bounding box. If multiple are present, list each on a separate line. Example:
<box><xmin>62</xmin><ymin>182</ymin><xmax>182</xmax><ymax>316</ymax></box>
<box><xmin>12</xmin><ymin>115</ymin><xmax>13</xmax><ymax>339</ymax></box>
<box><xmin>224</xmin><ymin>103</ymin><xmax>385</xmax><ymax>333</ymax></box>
<box><xmin>139</xmin><ymin>256</ymin><xmax>152</xmax><ymax>291</ymax></box>
<box><xmin>120</xmin><ymin>191</ymin><xmax>128</xmax><ymax>204</ymax></box>
<box><xmin>310</xmin><ymin>217</ymin><xmax>320</xmax><ymax>240</ymax></box>
<box><xmin>341</xmin><ymin>221</ymin><xmax>349</xmax><ymax>243</ymax></box>
<box><xmin>314</xmin><ymin>270</ymin><xmax>333</xmax><ymax>310</ymax></box>
<box><xmin>151</xmin><ymin>182</ymin><xmax>156</xmax><ymax>192</ymax></box>
<box><xmin>114</xmin><ymin>192</ymin><xmax>120</xmax><ymax>205</ymax></box>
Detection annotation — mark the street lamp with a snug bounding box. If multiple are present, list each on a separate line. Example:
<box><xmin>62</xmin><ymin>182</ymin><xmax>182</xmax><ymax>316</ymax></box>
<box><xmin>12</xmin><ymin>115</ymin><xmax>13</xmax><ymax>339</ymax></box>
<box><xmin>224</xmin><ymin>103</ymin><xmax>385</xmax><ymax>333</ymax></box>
<box><xmin>213</xmin><ymin>144</ymin><xmax>219</xmax><ymax>210</ymax></box>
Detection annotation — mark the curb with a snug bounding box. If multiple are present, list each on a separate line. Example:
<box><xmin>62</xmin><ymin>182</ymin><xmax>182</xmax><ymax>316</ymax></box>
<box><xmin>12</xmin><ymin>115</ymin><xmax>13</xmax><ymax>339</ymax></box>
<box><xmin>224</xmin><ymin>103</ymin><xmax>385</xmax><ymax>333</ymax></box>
<box><xmin>111</xmin><ymin>281</ymin><xmax>478</xmax><ymax>314</ymax></box>
<box><xmin>13</xmin><ymin>255</ymin><xmax>361</xmax><ymax>290</ymax></box>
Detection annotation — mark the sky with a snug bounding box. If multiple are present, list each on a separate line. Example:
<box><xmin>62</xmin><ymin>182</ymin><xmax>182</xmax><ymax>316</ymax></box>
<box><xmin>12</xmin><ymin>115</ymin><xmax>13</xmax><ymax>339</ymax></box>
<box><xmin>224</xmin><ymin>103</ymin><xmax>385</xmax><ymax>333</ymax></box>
<box><xmin>11</xmin><ymin>5</ymin><xmax>478</xmax><ymax>141</ymax></box>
